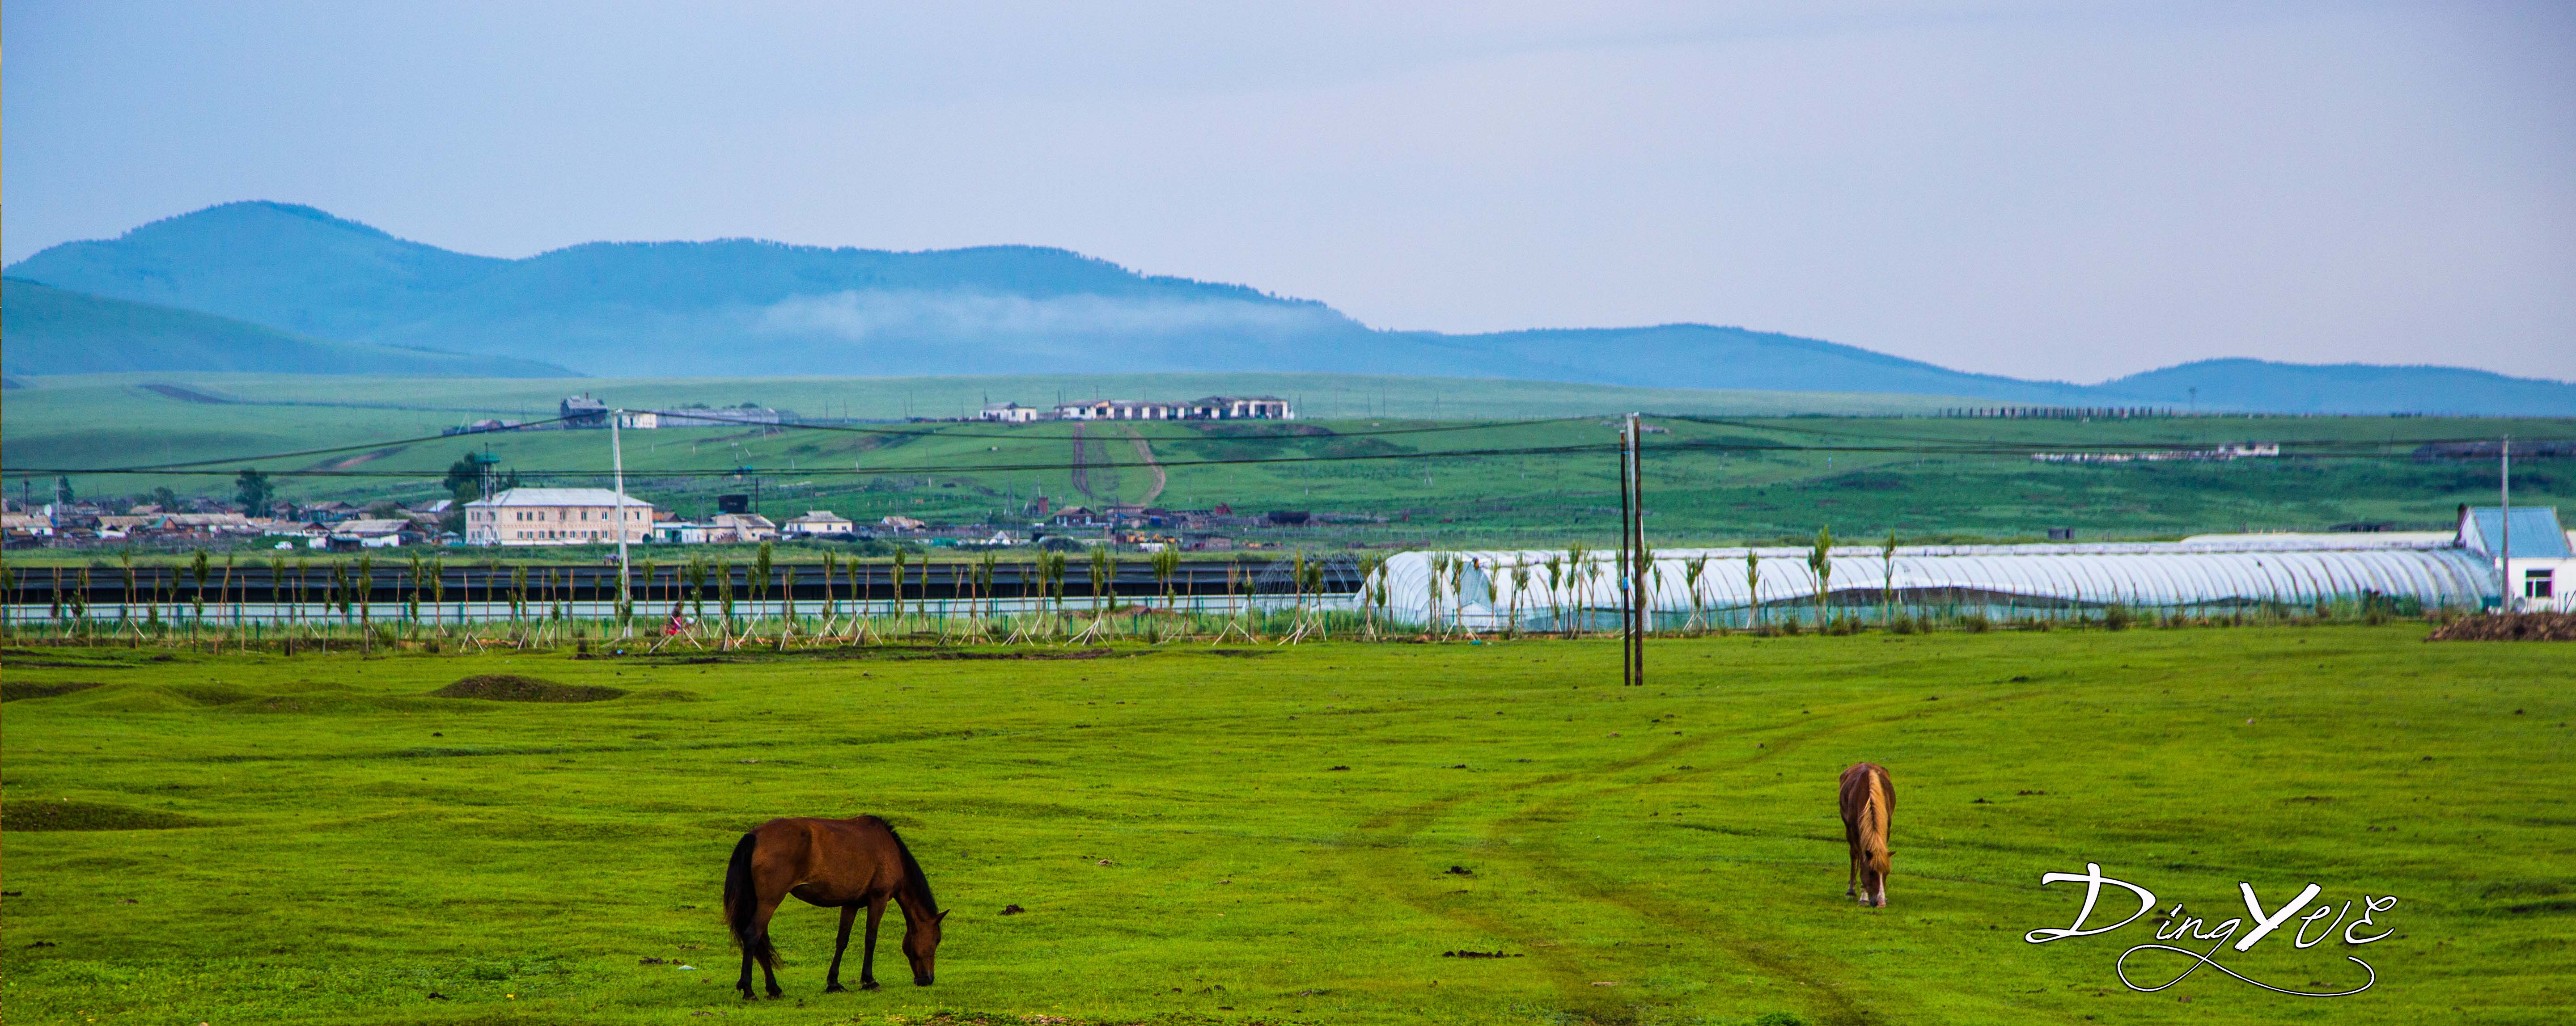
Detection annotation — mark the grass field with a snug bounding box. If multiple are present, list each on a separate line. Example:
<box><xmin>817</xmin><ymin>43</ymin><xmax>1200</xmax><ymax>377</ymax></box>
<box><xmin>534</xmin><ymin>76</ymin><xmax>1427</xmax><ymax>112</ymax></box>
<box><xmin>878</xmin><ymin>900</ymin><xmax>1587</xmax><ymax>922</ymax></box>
<box><xmin>4</xmin><ymin>627</ymin><xmax>2569</xmax><ymax>1025</ymax></box>
<box><xmin>6</xmin><ymin>372</ymin><xmax>2569</xmax><ymax>546</ymax></box>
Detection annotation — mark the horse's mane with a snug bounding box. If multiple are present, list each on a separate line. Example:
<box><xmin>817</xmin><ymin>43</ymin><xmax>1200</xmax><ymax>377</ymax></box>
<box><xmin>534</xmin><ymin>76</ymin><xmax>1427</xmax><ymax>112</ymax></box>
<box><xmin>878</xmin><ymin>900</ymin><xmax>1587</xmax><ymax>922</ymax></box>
<box><xmin>868</xmin><ymin>815</ymin><xmax>939</xmax><ymax>915</ymax></box>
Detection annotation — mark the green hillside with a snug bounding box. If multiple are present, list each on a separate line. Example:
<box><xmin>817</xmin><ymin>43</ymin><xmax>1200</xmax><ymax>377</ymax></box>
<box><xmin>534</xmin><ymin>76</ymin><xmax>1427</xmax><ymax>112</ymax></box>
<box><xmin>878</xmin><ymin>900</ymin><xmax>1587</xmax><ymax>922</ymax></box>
<box><xmin>4</xmin><ymin>372</ymin><xmax>2567</xmax><ymax>545</ymax></box>
<box><xmin>0</xmin><ymin>279</ymin><xmax>573</xmax><ymax>377</ymax></box>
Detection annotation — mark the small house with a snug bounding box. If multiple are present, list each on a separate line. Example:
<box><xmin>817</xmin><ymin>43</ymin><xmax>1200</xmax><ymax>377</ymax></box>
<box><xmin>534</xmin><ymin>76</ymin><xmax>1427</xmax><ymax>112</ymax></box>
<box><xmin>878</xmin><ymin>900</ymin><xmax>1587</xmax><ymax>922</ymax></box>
<box><xmin>782</xmin><ymin>511</ymin><xmax>855</xmax><ymax>537</ymax></box>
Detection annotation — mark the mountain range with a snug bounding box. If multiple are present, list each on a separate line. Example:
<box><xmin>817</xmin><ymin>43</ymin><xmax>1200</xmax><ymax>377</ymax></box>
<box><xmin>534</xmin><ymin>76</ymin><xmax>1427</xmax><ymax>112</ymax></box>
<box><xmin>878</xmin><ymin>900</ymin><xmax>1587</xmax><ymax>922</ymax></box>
<box><xmin>0</xmin><ymin>277</ymin><xmax>572</xmax><ymax>377</ymax></box>
<box><xmin>8</xmin><ymin>201</ymin><xmax>2572</xmax><ymax>414</ymax></box>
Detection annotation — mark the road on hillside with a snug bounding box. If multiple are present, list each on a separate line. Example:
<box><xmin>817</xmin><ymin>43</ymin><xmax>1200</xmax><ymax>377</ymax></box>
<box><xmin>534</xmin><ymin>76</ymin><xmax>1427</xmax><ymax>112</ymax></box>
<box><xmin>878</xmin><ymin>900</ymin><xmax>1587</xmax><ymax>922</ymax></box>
<box><xmin>1123</xmin><ymin>426</ymin><xmax>1167</xmax><ymax>505</ymax></box>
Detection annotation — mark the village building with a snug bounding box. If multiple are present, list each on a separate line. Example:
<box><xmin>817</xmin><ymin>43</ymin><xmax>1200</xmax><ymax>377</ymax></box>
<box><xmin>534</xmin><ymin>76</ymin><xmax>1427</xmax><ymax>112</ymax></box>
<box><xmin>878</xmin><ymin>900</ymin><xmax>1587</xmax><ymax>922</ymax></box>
<box><xmin>707</xmin><ymin>512</ymin><xmax>780</xmax><ymax>542</ymax></box>
<box><xmin>297</xmin><ymin>500</ymin><xmax>361</xmax><ymax>521</ymax></box>
<box><xmin>976</xmin><ymin>402</ymin><xmax>1042</xmax><ymax>423</ymax></box>
<box><xmin>658</xmin><ymin>405</ymin><xmax>785</xmax><ymax>426</ymax></box>
<box><xmin>560</xmin><ymin>394</ymin><xmax>612</xmax><ymax>427</ymax></box>
<box><xmin>1049</xmin><ymin>395</ymin><xmax>1293</xmax><ymax>421</ymax></box>
<box><xmin>330</xmin><ymin>518</ymin><xmax>419</xmax><ymax>548</ymax></box>
<box><xmin>463</xmin><ymin>487</ymin><xmax>653</xmax><ymax>545</ymax></box>
<box><xmin>2458</xmin><ymin>505</ymin><xmax>2572</xmax><ymax>610</ymax></box>
<box><xmin>781</xmin><ymin>511</ymin><xmax>856</xmax><ymax>537</ymax></box>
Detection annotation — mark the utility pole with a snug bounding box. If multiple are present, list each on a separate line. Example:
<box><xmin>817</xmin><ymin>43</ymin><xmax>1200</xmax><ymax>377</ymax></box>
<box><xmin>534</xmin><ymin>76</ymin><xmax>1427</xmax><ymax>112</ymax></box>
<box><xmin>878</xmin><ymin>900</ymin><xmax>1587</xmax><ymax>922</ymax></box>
<box><xmin>1618</xmin><ymin>417</ymin><xmax>1632</xmax><ymax>686</ymax></box>
<box><xmin>1620</xmin><ymin>413</ymin><xmax>1645</xmax><ymax>687</ymax></box>
<box><xmin>613</xmin><ymin>410</ymin><xmax>635</xmax><ymax>637</ymax></box>
<box><xmin>2499</xmin><ymin>435</ymin><xmax>2512</xmax><ymax>612</ymax></box>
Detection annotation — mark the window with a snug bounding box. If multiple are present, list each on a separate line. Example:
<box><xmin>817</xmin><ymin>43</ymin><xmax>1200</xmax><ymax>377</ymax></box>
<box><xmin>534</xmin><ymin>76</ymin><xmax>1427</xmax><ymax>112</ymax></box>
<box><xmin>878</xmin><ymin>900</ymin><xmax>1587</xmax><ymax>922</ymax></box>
<box><xmin>2528</xmin><ymin>569</ymin><xmax>2556</xmax><ymax>600</ymax></box>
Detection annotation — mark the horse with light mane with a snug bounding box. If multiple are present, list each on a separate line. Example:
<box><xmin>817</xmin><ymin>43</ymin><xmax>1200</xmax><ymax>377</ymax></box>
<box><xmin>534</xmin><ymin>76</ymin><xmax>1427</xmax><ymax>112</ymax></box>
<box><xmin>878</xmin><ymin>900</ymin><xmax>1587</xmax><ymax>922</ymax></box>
<box><xmin>1839</xmin><ymin>762</ymin><xmax>1894</xmax><ymax>907</ymax></box>
<box><xmin>723</xmin><ymin>815</ymin><xmax>946</xmax><ymax>999</ymax></box>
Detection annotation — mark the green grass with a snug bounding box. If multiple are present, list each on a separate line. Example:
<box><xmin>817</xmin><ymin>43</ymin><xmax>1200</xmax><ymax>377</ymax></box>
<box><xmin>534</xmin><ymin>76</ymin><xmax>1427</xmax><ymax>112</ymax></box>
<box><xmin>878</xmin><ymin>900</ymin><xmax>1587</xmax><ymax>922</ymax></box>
<box><xmin>4</xmin><ymin>628</ymin><xmax>2570</xmax><ymax>1024</ymax></box>
<box><xmin>6</xmin><ymin>371</ymin><xmax>2570</xmax><ymax>546</ymax></box>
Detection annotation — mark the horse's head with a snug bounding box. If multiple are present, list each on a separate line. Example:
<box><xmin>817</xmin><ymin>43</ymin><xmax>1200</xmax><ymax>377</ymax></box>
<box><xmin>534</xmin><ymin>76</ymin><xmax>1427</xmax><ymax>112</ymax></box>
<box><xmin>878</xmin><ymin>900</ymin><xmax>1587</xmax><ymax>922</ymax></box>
<box><xmin>902</xmin><ymin>908</ymin><xmax>948</xmax><ymax>985</ymax></box>
<box><xmin>1860</xmin><ymin>846</ymin><xmax>1890</xmax><ymax>908</ymax></box>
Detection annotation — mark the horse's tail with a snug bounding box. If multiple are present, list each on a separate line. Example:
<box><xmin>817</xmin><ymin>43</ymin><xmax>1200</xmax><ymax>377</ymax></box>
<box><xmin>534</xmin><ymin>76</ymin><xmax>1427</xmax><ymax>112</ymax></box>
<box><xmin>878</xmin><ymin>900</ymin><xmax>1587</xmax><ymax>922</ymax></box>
<box><xmin>1856</xmin><ymin>765</ymin><xmax>1892</xmax><ymax>878</ymax></box>
<box><xmin>1841</xmin><ymin>763</ymin><xmax>1892</xmax><ymax>866</ymax></box>
<box><xmin>724</xmin><ymin>831</ymin><xmax>776</xmax><ymax>970</ymax></box>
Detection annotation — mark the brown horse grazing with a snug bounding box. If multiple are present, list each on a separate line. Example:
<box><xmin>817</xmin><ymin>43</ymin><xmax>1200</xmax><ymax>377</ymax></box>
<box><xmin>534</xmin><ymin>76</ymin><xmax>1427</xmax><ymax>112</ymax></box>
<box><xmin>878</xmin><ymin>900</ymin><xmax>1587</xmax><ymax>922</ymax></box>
<box><xmin>1839</xmin><ymin>763</ymin><xmax>1894</xmax><ymax>907</ymax></box>
<box><xmin>724</xmin><ymin>815</ymin><xmax>946</xmax><ymax>999</ymax></box>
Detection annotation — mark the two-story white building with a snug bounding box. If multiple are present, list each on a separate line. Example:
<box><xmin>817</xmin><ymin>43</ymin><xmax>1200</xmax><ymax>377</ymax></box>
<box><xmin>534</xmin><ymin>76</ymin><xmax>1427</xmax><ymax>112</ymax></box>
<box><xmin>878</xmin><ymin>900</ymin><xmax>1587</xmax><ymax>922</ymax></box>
<box><xmin>464</xmin><ymin>487</ymin><xmax>653</xmax><ymax>546</ymax></box>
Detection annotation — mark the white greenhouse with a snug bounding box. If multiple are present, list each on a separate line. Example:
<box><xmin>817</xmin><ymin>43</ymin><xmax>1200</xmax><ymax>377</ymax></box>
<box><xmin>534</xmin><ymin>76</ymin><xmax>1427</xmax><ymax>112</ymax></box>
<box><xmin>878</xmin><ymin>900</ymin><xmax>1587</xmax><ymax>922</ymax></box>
<box><xmin>1370</xmin><ymin>534</ymin><xmax>2506</xmax><ymax>632</ymax></box>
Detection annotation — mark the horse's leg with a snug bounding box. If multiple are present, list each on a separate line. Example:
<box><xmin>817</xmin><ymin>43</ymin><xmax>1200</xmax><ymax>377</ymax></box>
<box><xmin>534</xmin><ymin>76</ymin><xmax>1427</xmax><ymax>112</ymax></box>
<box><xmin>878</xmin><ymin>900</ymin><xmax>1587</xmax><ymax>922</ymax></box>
<box><xmin>1842</xmin><ymin>815</ymin><xmax>1860</xmax><ymax>898</ymax></box>
<box><xmin>737</xmin><ymin>887</ymin><xmax>787</xmax><ymax>999</ymax></box>
<box><xmin>858</xmin><ymin>896</ymin><xmax>887</xmax><ymax>990</ymax></box>
<box><xmin>824</xmin><ymin>904</ymin><xmax>859</xmax><ymax>992</ymax></box>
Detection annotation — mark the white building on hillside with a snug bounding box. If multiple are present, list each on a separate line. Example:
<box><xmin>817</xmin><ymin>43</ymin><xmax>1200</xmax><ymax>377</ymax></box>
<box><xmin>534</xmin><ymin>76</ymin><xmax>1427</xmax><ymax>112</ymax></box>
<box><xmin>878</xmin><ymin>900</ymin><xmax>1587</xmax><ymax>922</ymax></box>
<box><xmin>781</xmin><ymin>511</ymin><xmax>854</xmax><ymax>536</ymax></box>
<box><xmin>464</xmin><ymin>488</ymin><xmax>652</xmax><ymax>546</ymax></box>
<box><xmin>1051</xmin><ymin>395</ymin><xmax>1293</xmax><ymax>421</ymax></box>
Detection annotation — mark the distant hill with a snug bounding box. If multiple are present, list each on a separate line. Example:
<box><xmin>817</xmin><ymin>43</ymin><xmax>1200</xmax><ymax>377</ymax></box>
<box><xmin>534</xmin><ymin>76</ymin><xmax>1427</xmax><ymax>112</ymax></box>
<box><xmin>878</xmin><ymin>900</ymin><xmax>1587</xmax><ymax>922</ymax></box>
<box><xmin>2092</xmin><ymin>359</ymin><xmax>2576</xmax><ymax>417</ymax></box>
<box><xmin>0</xmin><ymin>278</ymin><xmax>574</xmax><ymax>377</ymax></box>
<box><xmin>9</xmin><ymin>200</ymin><xmax>2571</xmax><ymax>413</ymax></box>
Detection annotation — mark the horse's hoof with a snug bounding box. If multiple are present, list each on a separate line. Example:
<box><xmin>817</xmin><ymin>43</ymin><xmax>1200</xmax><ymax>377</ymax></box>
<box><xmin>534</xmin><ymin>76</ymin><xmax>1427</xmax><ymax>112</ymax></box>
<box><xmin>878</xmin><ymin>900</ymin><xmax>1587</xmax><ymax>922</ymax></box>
<box><xmin>824</xmin><ymin>984</ymin><xmax>847</xmax><ymax>994</ymax></box>
<box><xmin>860</xmin><ymin>980</ymin><xmax>881</xmax><ymax>991</ymax></box>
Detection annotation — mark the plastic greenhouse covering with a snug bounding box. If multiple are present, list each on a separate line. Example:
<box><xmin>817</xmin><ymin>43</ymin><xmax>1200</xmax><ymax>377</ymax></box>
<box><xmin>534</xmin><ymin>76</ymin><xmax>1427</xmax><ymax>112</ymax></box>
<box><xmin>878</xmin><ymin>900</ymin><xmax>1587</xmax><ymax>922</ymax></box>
<box><xmin>1372</xmin><ymin>541</ymin><xmax>2500</xmax><ymax>631</ymax></box>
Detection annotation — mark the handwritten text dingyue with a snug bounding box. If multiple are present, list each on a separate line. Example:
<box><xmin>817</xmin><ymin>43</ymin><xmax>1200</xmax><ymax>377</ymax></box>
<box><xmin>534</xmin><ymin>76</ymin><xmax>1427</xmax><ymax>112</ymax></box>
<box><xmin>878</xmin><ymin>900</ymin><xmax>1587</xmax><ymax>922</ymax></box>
<box><xmin>2024</xmin><ymin>863</ymin><xmax>2394</xmax><ymax>996</ymax></box>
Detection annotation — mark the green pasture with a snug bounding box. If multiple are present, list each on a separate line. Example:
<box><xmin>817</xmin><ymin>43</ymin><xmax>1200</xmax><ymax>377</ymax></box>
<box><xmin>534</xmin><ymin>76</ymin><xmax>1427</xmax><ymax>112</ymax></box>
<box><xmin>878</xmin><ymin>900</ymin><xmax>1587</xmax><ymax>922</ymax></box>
<box><xmin>5</xmin><ymin>372</ymin><xmax>2569</xmax><ymax>545</ymax></box>
<box><xmin>3</xmin><ymin>627</ymin><xmax>2569</xmax><ymax>1025</ymax></box>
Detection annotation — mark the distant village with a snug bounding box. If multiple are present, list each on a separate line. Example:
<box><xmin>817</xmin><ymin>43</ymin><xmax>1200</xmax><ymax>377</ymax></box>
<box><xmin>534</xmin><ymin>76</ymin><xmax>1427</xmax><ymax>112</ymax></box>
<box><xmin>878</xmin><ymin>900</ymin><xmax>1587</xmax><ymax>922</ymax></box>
<box><xmin>4</xmin><ymin>488</ymin><xmax>1346</xmax><ymax>554</ymax></box>
<box><xmin>440</xmin><ymin>392</ymin><xmax>1294</xmax><ymax>435</ymax></box>
<box><xmin>6</xmin><ymin>392</ymin><xmax>1335</xmax><ymax>553</ymax></box>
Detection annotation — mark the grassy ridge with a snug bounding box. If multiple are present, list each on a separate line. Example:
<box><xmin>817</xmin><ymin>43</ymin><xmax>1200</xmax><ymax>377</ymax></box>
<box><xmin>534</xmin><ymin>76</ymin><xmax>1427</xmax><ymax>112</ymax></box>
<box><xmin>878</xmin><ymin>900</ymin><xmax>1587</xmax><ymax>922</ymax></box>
<box><xmin>2</xmin><ymin>629</ymin><xmax>2570</xmax><ymax>1024</ymax></box>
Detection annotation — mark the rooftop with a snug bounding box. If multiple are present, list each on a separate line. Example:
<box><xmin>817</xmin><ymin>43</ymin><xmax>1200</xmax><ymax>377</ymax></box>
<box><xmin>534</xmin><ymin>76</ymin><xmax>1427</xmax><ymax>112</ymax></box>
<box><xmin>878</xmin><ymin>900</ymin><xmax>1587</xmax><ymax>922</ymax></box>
<box><xmin>465</xmin><ymin>488</ymin><xmax>642</xmax><ymax>507</ymax></box>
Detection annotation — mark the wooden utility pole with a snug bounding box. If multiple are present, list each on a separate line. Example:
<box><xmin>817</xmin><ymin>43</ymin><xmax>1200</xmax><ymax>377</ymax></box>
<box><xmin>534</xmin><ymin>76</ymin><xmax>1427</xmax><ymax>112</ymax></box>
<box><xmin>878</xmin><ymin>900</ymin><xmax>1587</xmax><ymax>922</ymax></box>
<box><xmin>1618</xmin><ymin>417</ymin><xmax>1633</xmax><ymax>685</ymax></box>
<box><xmin>1621</xmin><ymin>413</ymin><xmax>1646</xmax><ymax>687</ymax></box>
<box><xmin>613</xmin><ymin>411</ymin><xmax>635</xmax><ymax>637</ymax></box>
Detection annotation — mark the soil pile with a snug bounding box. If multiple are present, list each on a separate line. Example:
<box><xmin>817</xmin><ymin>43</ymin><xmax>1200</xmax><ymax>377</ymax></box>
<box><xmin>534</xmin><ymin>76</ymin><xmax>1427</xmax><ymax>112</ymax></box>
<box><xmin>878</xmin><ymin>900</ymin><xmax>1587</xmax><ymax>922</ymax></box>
<box><xmin>432</xmin><ymin>675</ymin><xmax>629</xmax><ymax>702</ymax></box>
<box><xmin>2428</xmin><ymin>612</ymin><xmax>2576</xmax><ymax>642</ymax></box>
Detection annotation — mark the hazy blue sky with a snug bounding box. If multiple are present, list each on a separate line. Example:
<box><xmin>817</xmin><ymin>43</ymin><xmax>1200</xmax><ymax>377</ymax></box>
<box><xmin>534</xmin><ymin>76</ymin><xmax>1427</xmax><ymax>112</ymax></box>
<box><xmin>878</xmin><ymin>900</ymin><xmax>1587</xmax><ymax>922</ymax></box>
<box><xmin>7</xmin><ymin>1</ymin><xmax>2572</xmax><ymax>382</ymax></box>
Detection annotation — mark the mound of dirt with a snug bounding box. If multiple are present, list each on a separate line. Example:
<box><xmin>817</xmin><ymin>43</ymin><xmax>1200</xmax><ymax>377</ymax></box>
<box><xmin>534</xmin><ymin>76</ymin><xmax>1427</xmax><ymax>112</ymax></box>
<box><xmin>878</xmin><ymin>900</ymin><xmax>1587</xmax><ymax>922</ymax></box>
<box><xmin>2428</xmin><ymin>612</ymin><xmax>2576</xmax><ymax>642</ymax></box>
<box><xmin>432</xmin><ymin>675</ymin><xmax>629</xmax><ymax>702</ymax></box>
<box><xmin>4</xmin><ymin>799</ymin><xmax>216</xmax><ymax>832</ymax></box>
<box><xmin>2</xmin><ymin>681</ymin><xmax>106</xmax><ymax>702</ymax></box>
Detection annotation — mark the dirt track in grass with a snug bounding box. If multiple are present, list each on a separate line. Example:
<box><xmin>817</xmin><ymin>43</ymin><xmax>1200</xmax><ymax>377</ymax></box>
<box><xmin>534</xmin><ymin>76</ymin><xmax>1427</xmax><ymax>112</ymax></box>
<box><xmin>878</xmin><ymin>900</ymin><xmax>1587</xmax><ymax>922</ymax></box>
<box><xmin>3</xmin><ymin>626</ymin><xmax>2570</xmax><ymax>1024</ymax></box>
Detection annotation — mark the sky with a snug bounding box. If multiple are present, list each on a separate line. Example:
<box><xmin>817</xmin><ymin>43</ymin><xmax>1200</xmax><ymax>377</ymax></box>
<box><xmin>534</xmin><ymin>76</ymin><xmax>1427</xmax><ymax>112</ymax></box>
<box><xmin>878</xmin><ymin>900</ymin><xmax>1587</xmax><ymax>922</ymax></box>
<box><xmin>7</xmin><ymin>1</ymin><xmax>2573</xmax><ymax>384</ymax></box>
